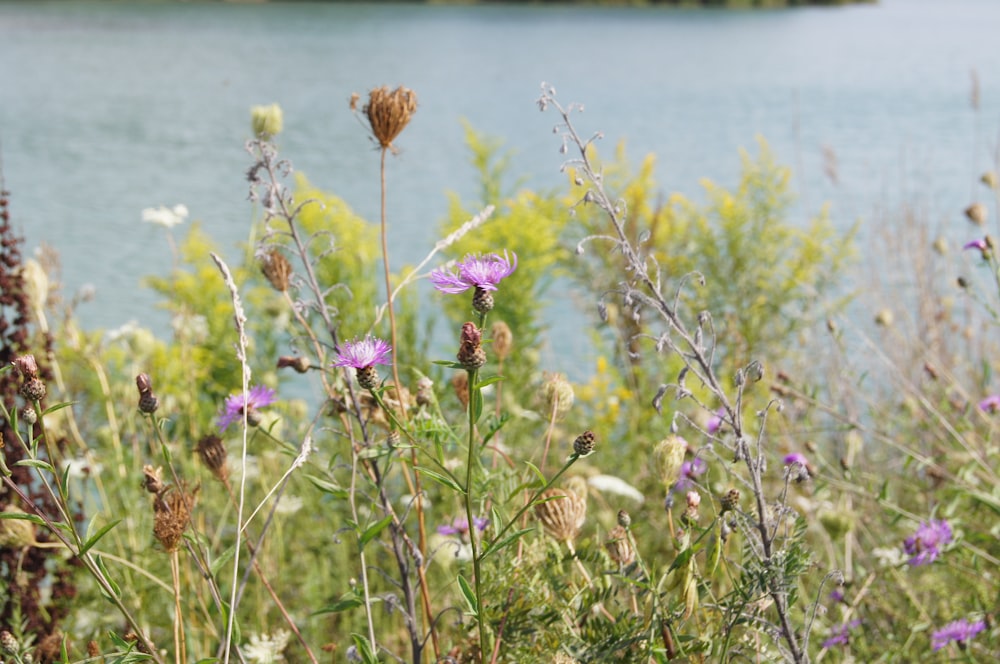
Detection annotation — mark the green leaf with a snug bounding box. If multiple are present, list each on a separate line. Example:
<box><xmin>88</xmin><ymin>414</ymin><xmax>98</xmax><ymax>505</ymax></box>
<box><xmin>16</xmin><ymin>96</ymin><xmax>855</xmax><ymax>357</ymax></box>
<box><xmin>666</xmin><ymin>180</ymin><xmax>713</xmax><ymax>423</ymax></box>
<box><xmin>360</xmin><ymin>514</ymin><xmax>394</xmax><ymax>548</ymax></box>
<box><xmin>303</xmin><ymin>474</ymin><xmax>349</xmax><ymax>499</ymax></box>
<box><xmin>0</xmin><ymin>511</ymin><xmax>46</xmax><ymax>527</ymax></box>
<box><xmin>458</xmin><ymin>574</ymin><xmax>478</xmax><ymax>618</ymax></box>
<box><xmin>522</xmin><ymin>460</ymin><xmax>546</xmax><ymax>486</ymax></box>
<box><xmin>350</xmin><ymin>634</ymin><xmax>379</xmax><ymax>664</ymax></box>
<box><xmin>41</xmin><ymin>401</ymin><xmax>76</xmax><ymax>416</ymax></box>
<box><xmin>313</xmin><ymin>594</ymin><xmax>364</xmax><ymax>615</ymax></box>
<box><xmin>209</xmin><ymin>545</ymin><xmax>237</xmax><ymax>577</ymax></box>
<box><xmin>415</xmin><ymin>466</ymin><xmax>464</xmax><ymax>493</ymax></box>
<box><xmin>433</xmin><ymin>360</ymin><xmax>465</xmax><ymax>369</ymax></box>
<box><xmin>80</xmin><ymin>519</ymin><xmax>121</xmax><ymax>555</ymax></box>
<box><xmin>482</xmin><ymin>527</ymin><xmax>535</xmax><ymax>562</ymax></box>
<box><xmin>473</xmin><ymin>375</ymin><xmax>503</xmax><ymax>390</ymax></box>
<box><xmin>15</xmin><ymin>459</ymin><xmax>55</xmax><ymax>473</ymax></box>
<box><xmin>95</xmin><ymin>554</ymin><xmax>122</xmax><ymax>601</ymax></box>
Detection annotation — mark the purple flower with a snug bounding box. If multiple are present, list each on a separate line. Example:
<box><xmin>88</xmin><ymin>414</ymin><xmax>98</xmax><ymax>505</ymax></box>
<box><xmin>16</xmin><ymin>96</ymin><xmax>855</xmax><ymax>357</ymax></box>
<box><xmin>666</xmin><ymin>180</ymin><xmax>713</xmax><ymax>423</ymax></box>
<box><xmin>706</xmin><ymin>407</ymin><xmax>726</xmax><ymax>435</ymax></box>
<box><xmin>903</xmin><ymin>519</ymin><xmax>952</xmax><ymax>566</ymax></box>
<box><xmin>784</xmin><ymin>452</ymin><xmax>809</xmax><ymax>467</ymax></box>
<box><xmin>672</xmin><ymin>457</ymin><xmax>707</xmax><ymax>493</ymax></box>
<box><xmin>217</xmin><ymin>385</ymin><xmax>277</xmax><ymax>432</ymax></box>
<box><xmin>437</xmin><ymin>516</ymin><xmax>489</xmax><ymax>537</ymax></box>
<box><xmin>332</xmin><ymin>336</ymin><xmax>392</xmax><ymax>369</ymax></box>
<box><xmin>822</xmin><ymin>619</ymin><xmax>861</xmax><ymax>649</ymax></box>
<box><xmin>931</xmin><ymin>618</ymin><xmax>986</xmax><ymax>652</ymax></box>
<box><xmin>964</xmin><ymin>237</ymin><xmax>989</xmax><ymax>252</ymax></box>
<box><xmin>829</xmin><ymin>589</ymin><xmax>846</xmax><ymax>604</ymax></box>
<box><xmin>979</xmin><ymin>394</ymin><xmax>1000</xmax><ymax>413</ymax></box>
<box><xmin>429</xmin><ymin>251</ymin><xmax>517</xmax><ymax>294</ymax></box>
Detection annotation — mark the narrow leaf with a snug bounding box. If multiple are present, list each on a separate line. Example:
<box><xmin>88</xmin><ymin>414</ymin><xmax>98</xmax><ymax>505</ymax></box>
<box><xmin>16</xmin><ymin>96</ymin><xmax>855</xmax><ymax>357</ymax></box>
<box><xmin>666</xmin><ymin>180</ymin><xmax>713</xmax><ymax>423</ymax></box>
<box><xmin>415</xmin><ymin>466</ymin><xmax>464</xmax><ymax>493</ymax></box>
<box><xmin>360</xmin><ymin>514</ymin><xmax>394</xmax><ymax>547</ymax></box>
<box><xmin>458</xmin><ymin>574</ymin><xmax>478</xmax><ymax>618</ymax></box>
<box><xmin>80</xmin><ymin>519</ymin><xmax>121</xmax><ymax>555</ymax></box>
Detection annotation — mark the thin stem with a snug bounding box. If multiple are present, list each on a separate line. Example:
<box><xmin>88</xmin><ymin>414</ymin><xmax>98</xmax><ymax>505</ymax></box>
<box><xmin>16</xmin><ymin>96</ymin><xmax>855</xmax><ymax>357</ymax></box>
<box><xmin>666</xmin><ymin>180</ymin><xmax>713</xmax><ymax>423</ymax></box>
<box><xmin>464</xmin><ymin>367</ymin><xmax>487</xmax><ymax>662</ymax></box>
<box><xmin>171</xmin><ymin>550</ymin><xmax>186</xmax><ymax>664</ymax></box>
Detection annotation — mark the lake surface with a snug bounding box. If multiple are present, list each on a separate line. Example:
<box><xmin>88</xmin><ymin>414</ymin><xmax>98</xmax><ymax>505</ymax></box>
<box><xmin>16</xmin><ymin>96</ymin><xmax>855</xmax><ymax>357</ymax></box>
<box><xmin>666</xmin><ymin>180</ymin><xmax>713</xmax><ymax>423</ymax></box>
<box><xmin>2</xmin><ymin>0</ymin><xmax>1000</xmax><ymax>378</ymax></box>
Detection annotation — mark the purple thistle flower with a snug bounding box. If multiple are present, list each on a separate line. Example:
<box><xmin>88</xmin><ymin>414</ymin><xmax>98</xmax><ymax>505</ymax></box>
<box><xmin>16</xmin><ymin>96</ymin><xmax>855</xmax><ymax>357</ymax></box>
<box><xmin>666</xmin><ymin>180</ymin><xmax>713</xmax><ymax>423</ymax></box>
<box><xmin>217</xmin><ymin>385</ymin><xmax>277</xmax><ymax>432</ymax></box>
<box><xmin>672</xmin><ymin>457</ymin><xmax>707</xmax><ymax>493</ymax></box>
<box><xmin>332</xmin><ymin>336</ymin><xmax>392</xmax><ymax>369</ymax></box>
<box><xmin>903</xmin><ymin>519</ymin><xmax>952</xmax><ymax>566</ymax></box>
<box><xmin>822</xmin><ymin>619</ymin><xmax>861</xmax><ymax>649</ymax></box>
<box><xmin>784</xmin><ymin>452</ymin><xmax>809</xmax><ymax>467</ymax></box>
<box><xmin>706</xmin><ymin>407</ymin><xmax>726</xmax><ymax>435</ymax></box>
<box><xmin>429</xmin><ymin>251</ymin><xmax>517</xmax><ymax>294</ymax></box>
<box><xmin>437</xmin><ymin>515</ymin><xmax>489</xmax><ymax>537</ymax></box>
<box><xmin>979</xmin><ymin>394</ymin><xmax>1000</xmax><ymax>413</ymax></box>
<box><xmin>931</xmin><ymin>618</ymin><xmax>986</xmax><ymax>652</ymax></box>
<box><xmin>964</xmin><ymin>237</ymin><xmax>989</xmax><ymax>252</ymax></box>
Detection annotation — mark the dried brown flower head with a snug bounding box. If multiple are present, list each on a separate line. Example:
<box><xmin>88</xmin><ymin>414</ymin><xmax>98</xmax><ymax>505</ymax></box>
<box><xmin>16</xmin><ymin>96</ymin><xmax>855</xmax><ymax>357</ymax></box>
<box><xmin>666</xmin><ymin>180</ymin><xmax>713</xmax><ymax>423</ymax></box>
<box><xmin>535</xmin><ymin>485</ymin><xmax>587</xmax><ymax>543</ymax></box>
<box><xmin>196</xmin><ymin>435</ymin><xmax>229</xmax><ymax>484</ymax></box>
<box><xmin>605</xmin><ymin>525</ymin><xmax>635</xmax><ymax>566</ymax></box>
<box><xmin>361</xmin><ymin>86</ymin><xmax>418</xmax><ymax>150</ymax></box>
<box><xmin>260</xmin><ymin>249</ymin><xmax>292</xmax><ymax>292</ymax></box>
<box><xmin>141</xmin><ymin>465</ymin><xmax>166</xmax><ymax>495</ymax></box>
<box><xmin>490</xmin><ymin>320</ymin><xmax>513</xmax><ymax>361</ymax></box>
<box><xmin>457</xmin><ymin>322</ymin><xmax>486</xmax><ymax>370</ymax></box>
<box><xmin>451</xmin><ymin>372</ymin><xmax>470</xmax><ymax>407</ymax></box>
<box><xmin>153</xmin><ymin>486</ymin><xmax>196</xmax><ymax>553</ymax></box>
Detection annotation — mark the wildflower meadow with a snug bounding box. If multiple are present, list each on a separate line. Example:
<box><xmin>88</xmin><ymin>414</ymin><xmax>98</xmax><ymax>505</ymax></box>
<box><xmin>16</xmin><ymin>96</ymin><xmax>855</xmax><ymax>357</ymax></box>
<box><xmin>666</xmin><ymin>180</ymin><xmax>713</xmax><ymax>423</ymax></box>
<box><xmin>0</xmin><ymin>83</ymin><xmax>997</xmax><ymax>663</ymax></box>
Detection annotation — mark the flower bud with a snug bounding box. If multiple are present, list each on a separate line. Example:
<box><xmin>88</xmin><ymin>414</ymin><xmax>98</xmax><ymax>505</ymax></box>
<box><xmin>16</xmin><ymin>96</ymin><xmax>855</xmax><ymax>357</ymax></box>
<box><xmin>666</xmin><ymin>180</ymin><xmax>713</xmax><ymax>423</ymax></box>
<box><xmin>720</xmin><ymin>488</ymin><xmax>740</xmax><ymax>514</ymax></box>
<box><xmin>196</xmin><ymin>435</ymin><xmax>229</xmax><ymax>484</ymax></box>
<box><xmin>654</xmin><ymin>435</ymin><xmax>688</xmax><ymax>489</ymax></box>
<box><xmin>617</xmin><ymin>509</ymin><xmax>631</xmax><ymax>529</ymax></box>
<box><xmin>572</xmin><ymin>430</ymin><xmax>596</xmax><ymax>456</ymax></box>
<box><xmin>251</xmin><ymin>103</ymin><xmax>283</xmax><ymax>139</ymax></box>
<box><xmin>136</xmin><ymin>373</ymin><xmax>159</xmax><ymax>414</ymax></box>
<box><xmin>20</xmin><ymin>406</ymin><xmax>37</xmax><ymax>426</ymax></box>
<box><xmin>457</xmin><ymin>322</ymin><xmax>487</xmax><ymax>370</ymax></box>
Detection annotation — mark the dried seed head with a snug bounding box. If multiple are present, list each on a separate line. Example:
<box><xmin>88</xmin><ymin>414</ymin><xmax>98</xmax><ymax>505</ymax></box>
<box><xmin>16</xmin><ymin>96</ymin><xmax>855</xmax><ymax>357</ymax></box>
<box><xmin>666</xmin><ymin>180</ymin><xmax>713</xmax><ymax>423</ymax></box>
<box><xmin>617</xmin><ymin>509</ymin><xmax>631</xmax><ymax>529</ymax></box>
<box><xmin>153</xmin><ymin>487</ymin><xmax>195</xmax><ymax>552</ymax></box>
<box><xmin>572</xmin><ymin>430</ymin><xmax>596</xmax><ymax>456</ymax></box>
<box><xmin>196</xmin><ymin>435</ymin><xmax>229</xmax><ymax>484</ymax></box>
<box><xmin>415</xmin><ymin>376</ymin><xmax>435</xmax><ymax>407</ymax></box>
<box><xmin>965</xmin><ymin>202</ymin><xmax>988</xmax><ymax>225</ymax></box>
<box><xmin>260</xmin><ymin>249</ymin><xmax>293</xmax><ymax>292</ymax></box>
<box><xmin>534</xmin><ymin>486</ymin><xmax>587</xmax><ymax>542</ymax></box>
<box><xmin>538</xmin><ymin>372</ymin><xmax>574</xmax><ymax>421</ymax></box>
<box><xmin>490</xmin><ymin>320</ymin><xmax>513</xmax><ymax>361</ymax></box>
<box><xmin>277</xmin><ymin>355</ymin><xmax>311</xmax><ymax>373</ymax></box>
<box><xmin>141</xmin><ymin>465</ymin><xmax>166</xmax><ymax>495</ymax></box>
<box><xmin>0</xmin><ymin>505</ymin><xmax>37</xmax><ymax>549</ymax></box>
<box><xmin>654</xmin><ymin>434</ymin><xmax>688</xmax><ymax>489</ymax></box>
<box><xmin>605</xmin><ymin>525</ymin><xmax>635</xmax><ymax>566</ymax></box>
<box><xmin>362</xmin><ymin>86</ymin><xmax>418</xmax><ymax>150</ymax></box>
<box><xmin>451</xmin><ymin>372</ymin><xmax>470</xmax><ymax>407</ymax></box>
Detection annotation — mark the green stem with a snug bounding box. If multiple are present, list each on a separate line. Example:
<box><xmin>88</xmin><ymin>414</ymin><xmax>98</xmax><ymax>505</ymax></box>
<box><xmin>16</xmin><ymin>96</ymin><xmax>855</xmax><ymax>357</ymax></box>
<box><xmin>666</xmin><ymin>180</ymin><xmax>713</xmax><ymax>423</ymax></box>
<box><xmin>464</xmin><ymin>367</ymin><xmax>487</xmax><ymax>662</ymax></box>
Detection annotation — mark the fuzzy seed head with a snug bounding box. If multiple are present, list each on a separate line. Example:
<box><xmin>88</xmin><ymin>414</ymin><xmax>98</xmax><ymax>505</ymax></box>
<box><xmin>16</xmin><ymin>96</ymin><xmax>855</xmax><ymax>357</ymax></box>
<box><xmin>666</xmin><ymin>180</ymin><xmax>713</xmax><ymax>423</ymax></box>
<box><xmin>153</xmin><ymin>487</ymin><xmax>195</xmax><ymax>552</ymax></box>
<box><xmin>654</xmin><ymin>435</ymin><xmax>688</xmax><ymax>489</ymax></box>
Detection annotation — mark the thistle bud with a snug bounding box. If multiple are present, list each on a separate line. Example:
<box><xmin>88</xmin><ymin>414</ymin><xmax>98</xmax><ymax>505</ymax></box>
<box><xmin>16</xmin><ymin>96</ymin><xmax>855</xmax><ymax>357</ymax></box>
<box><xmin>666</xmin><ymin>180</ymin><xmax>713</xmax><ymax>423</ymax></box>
<box><xmin>12</xmin><ymin>355</ymin><xmax>39</xmax><ymax>378</ymax></box>
<box><xmin>20</xmin><ymin>378</ymin><xmax>46</xmax><ymax>403</ymax></box>
<box><xmin>196</xmin><ymin>435</ymin><xmax>229</xmax><ymax>484</ymax></box>
<box><xmin>965</xmin><ymin>202</ymin><xmax>988</xmax><ymax>226</ymax></box>
<box><xmin>277</xmin><ymin>355</ymin><xmax>311</xmax><ymax>373</ymax></box>
<box><xmin>457</xmin><ymin>322</ymin><xmax>487</xmax><ymax>370</ymax></box>
<box><xmin>1</xmin><ymin>630</ymin><xmax>18</xmax><ymax>655</ymax></box>
<box><xmin>20</xmin><ymin>406</ymin><xmax>37</xmax><ymax>426</ymax></box>
<box><xmin>720</xmin><ymin>488</ymin><xmax>740</xmax><ymax>514</ymax></box>
<box><xmin>136</xmin><ymin>373</ymin><xmax>159</xmax><ymax>414</ymax></box>
<box><xmin>617</xmin><ymin>509</ymin><xmax>632</xmax><ymax>529</ymax></box>
<box><xmin>251</xmin><ymin>103</ymin><xmax>283</xmax><ymax>139</ymax></box>
<box><xmin>491</xmin><ymin>320</ymin><xmax>513</xmax><ymax>361</ymax></box>
<box><xmin>605</xmin><ymin>525</ymin><xmax>635</xmax><ymax>566</ymax></box>
<box><xmin>654</xmin><ymin>435</ymin><xmax>688</xmax><ymax>490</ymax></box>
<box><xmin>572</xmin><ymin>430</ymin><xmax>596</xmax><ymax>457</ymax></box>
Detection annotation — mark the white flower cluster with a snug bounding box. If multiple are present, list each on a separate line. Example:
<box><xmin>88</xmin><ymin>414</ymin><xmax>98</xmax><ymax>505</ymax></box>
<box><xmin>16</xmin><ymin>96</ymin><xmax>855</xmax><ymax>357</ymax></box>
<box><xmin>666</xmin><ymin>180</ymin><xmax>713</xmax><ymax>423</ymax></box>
<box><xmin>141</xmin><ymin>204</ymin><xmax>189</xmax><ymax>229</ymax></box>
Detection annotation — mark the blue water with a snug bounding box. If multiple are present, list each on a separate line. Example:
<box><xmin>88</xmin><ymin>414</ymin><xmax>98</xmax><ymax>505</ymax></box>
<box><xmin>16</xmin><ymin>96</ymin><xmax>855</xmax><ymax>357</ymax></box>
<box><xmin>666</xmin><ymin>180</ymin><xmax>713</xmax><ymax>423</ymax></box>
<box><xmin>2</xmin><ymin>0</ymin><xmax>999</xmax><ymax>376</ymax></box>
